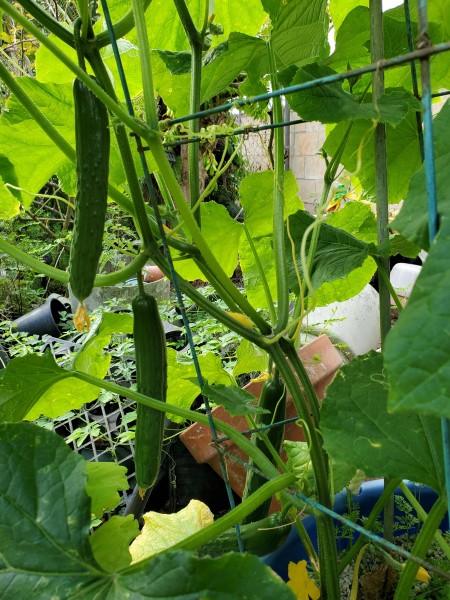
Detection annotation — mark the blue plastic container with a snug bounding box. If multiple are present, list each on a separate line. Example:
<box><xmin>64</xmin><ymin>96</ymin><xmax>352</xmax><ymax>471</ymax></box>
<box><xmin>263</xmin><ymin>479</ymin><xmax>448</xmax><ymax>582</ymax></box>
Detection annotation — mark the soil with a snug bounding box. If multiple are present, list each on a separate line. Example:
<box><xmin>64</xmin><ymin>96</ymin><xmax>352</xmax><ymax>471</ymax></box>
<box><xmin>339</xmin><ymin>536</ymin><xmax>450</xmax><ymax>599</ymax></box>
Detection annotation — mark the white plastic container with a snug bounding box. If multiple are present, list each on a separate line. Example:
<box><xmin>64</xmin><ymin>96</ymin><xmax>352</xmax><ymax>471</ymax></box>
<box><xmin>302</xmin><ymin>284</ymin><xmax>380</xmax><ymax>357</ymax></box>
<box><xmin>390</xmin><ymin>263</ymin><xmax>422</xmax><ymax>299</ymax></box>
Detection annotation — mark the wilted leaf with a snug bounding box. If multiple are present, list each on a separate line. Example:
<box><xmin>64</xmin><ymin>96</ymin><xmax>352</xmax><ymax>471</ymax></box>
<box><xmin>129</xmin><ymin>500</ymin><xmax>214</xmax><ymax>563</ymax></box>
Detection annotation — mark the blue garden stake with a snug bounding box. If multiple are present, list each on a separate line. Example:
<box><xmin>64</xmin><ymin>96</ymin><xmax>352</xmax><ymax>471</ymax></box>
<box><xmin>416</xmin><ymin>0</ymin><xmax>450</xmax><ymax>521</ymax></box>
<box><xmin>99</xmin><ymin>0</ymin><xmax>244</xmax><ymax>550</ymax></box>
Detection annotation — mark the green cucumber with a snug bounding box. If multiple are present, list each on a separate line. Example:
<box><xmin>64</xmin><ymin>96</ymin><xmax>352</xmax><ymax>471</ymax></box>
<box><xmin>132</xmin><ymin>290</ymin><xmax>167</xmax><ymax>497</ymax></box>
<box><xmin>243</xmin><ymin>375</ymin><xmax>287</xmax><ymax>523</ymax></box>
<box><xmin>197</xmin><ymin>512</ymin><xmax>292</xmax><ymax>558</ymax></box>
<box><xmin>69</xmin><ymin>77</ymin><xmax>110</xmax><ymax>307</ymax></box>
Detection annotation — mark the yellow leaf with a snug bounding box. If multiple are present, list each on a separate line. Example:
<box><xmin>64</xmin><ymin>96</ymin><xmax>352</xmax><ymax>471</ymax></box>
<box><xmin>129</xmin><ymin>499</ymin><xmax>214</xmax><ymax>564</ymax></box>
<box><xmin>0</xmin><ymin>32</ymin><xmax>12</xmax><ymax>43</ymax></box>
<box><xmin>287</xmin><ymin>560</ymin><xmax>320</xmax><ymax>600</ymax></box>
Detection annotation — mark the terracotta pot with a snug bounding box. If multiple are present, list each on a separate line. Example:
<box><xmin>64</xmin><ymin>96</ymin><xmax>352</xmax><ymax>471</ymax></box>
<box><xmin>179</xmin><ymin>334</ymin><xmax>343</xmax><ymax>506</ymax></box>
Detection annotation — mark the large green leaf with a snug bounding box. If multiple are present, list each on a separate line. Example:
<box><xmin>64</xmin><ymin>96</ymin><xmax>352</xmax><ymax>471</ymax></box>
<box><xmin>285</xmin><ymin>208</ymin><xmax>374</xmax><ymax>295</ymax></box>
<box><xmin>203</xmin><ymin>382</ymin><xmax>268</xmax><ymax>417</ymax></box>
<box><xmin>233</xmin><ymin>338</ymin><xmax>268</xmax><ymax>376</ymax></box>
<box><xmin>321</xmin><ymin>352</ymin><xmax>444</xmax><ymax>493</ymax></box>
<box><xmin>270</xmin><ymin>0</ymin><xmax>329</xmax><ymax>69</ymax></box>
<box><xmin>239</xmin><ymin>234</ymin><xmax>277</xmax><ymax>311</ymax></box>
<box><xmin>0</xmin><ymin>422</ymin><xmax>296</xmax><ymax>598</ymax></box>
<box><xmin>312</xmin><ymin>203</ymin><xmax>377</xmax><ymax>305</ymax></box>
<box><xmin>0</xmin><ymin>78</ymin><xmax>74</xmax><ymax>212</ymax></box>
<box><xmin>74</xmin><ymin>312</ymin><xmax>134</xmax><ymax>380</ymax></box>
<box><xmin>328</xmin><ymin>0</ymin><xmax>368</xmax><ymax>33</ymax></box>
<box><xmin>0</xmin><ymin>353</ymin><xmax>99</xmax><ymax>422</ymax></box>
<box><xmin>140</xmin><ymin>0</ymin><xmax>266</xmax><ymax>51</ymax></box>
<box><xmin>172</xmin><ymin>201</ymin><xmax>243</xmax><ymax>281</ymax></box>
<box><xmin>201</xmin><ymin>33</ymin><xmax>268</xmax><ymax>104</ymax></box>
<box><xmin>0</xmin><ymin>422</ymin><xmax>98</xmax><ymax>595</ymax></box>
<box><xmin>392</xmin><ymin>99</ymin><xmax>450</xmax><ymax>251</ymax></box>
<box><xmin>167</xmin><ymin>349</ymin><xmax>233</xmax><ymax>422</ymax></box>
<box><xmin>89</xmin><ymin>515</ymin><xmax>139</xmax><ymax>572</ymax></box>
<box><xmin>323</xmin><ymin>107</ymin><xmax>422</xmax><ymax>203</ymax></box>
<box><xmin>386</xmin><ymin>1</ymin><xmax>450</xmax><ymax>91</ymax></box>
<box><xmin>385</xmin><ymin>219</ymin><xmax>450</xmax><ymax>419</ymax></box>
<box><xmin>85</xmin><ymin>461</ymin><xmax>129</xmax><ymax>518</ymax></box>
<box><xmin>326</xmin><ymin>6</ymin><xmax>370</xmax><ymax>72</ymax></box>
<box><xmin>35</xmin><ymin>32</ymin><xmax>143</xmax><ymax>101</ymax></box>
<box><xmin>239</xmin><ymin>170</ymin><xmax>303</xmax><ymax>238</ymax></box>
<box><xmin>288</xmin><ymin>64</ymin><xmax>420</xmax><ymax>125</ymax></box>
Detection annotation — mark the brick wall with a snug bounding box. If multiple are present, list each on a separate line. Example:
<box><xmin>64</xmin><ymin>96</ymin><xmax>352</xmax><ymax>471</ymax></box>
<box><xmin>288</xmin><ymin>112</ymin><xmax>326</xmax><ymax>214</ymax></box>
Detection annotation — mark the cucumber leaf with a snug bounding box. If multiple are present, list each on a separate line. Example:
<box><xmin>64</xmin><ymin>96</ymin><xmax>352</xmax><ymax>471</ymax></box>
<box><xmin>203</xmin><ymin>381</ymin><xmax>269</xmax><ymax>416</ymax></box>
<box><xmin>89</xmin><ymin>515</ymin><xmax>139</xmax><ymax>572</ymax></box>
<box><xmin>385</xmin><ymin>219</ymin><xmax>450</xmax><ymax>419</ymax></box>
<box><xmin>0</xmin><ymin>422</ymin><xmax>296</xmax><ymax>599</ymax></box>
<box><xmin>85</xmin><ymin>461</ymin><xmax>129</xmax><ymax>518</ymax></box>
<box><xmin>321</xmin><ymin>352</ymin><xmax>444</xmax><ymax>493</ymax></box>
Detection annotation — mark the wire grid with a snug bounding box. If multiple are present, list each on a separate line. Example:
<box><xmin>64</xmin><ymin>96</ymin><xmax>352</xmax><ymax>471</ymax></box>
<box><xmin>233</xmin><ymin>112</ymin><xmax>272</xmax><ymax>172</ymax></box>
<box><xmin>41</xmin><ymin>335</ymin><xmax>137</xmax><ymax>505</ymax></box>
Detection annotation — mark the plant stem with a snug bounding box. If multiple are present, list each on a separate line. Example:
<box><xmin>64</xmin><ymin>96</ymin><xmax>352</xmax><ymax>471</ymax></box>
<box><xmin>373</xmin><ymin>256</ymin><xmax>403</xmax><ymax>312</ymax></box>
<box><xmin>370</xmin><ymin>0</ymin><xmax>393</xmax><ymax>544</ymax></box>
<box><xmin>171</xmin><ymin>473</ymin><xmax>296</xmax><ymax>554</ymax></box>
<box><xmin>0</xmin><ymin>236</ymin><xmax>150</xmax><ymax>286</ymax></box>
<box><xmin>399</xmin><ymin>482</ymin><xmax>450</xmax><ymax>561</ymax></box>
<box><xmin>188</xmin><ymin>33</ymin><xmax>203</xmax><ymax>226</ymax></box>
<box><xmin>243</xmin><ymin>225</ymin><xmax>277</xmax><ymax>324</ymax></box>
<box><xmin>268</xmin><ymin>41</ymin><xmax>289</xmax><ymax>334</ymax></box>
<box><xmin>88</xmin><ymin>47</ymin><xmax>156</xmax><ymax>251</ymax></box>
<box><xmin>394</xmin><ymin>496</ymin><xmax>448</xmax><ymax>599</ymax></box>
<box><xmin>149</xmin><ymin>138</ymin><xmax>272</xmax><ymax>335</ymax></box>
<box><xmin>268</xmin><ymin>340</ymin><xmax>340</xmax><ymax>599</ymax></box>
<box><xmin>96</xmin><ymin>0</ymin><xmax>153</xmax><ymax>49</ymax></box>
<box><xmin>279</xmin><ymin>337</ymin><xmax>321</xmax><ymax>426</ymax></box>
<box><xmin>294</xmin><ymin>515</ymin><xmax>320</xmax><ymax>569</ymax></box>
<box><xmin>338</xmin><ymin>478</ymin><xmax>401</xmax><ymax>572</ymax></box>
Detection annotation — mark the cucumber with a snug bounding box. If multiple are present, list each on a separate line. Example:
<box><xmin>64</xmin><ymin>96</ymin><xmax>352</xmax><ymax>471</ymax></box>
<box><xmin>197</xmin><ymin>512</ymin><xmax>292</xmax><ymax>558</ymax></box>
<box><xmin>69</xmin><ymin>77</ymin><xmax>110</xmax><ymax>308</ymax></box>
<box><xmin>132</xmin><ymin>290</ymin><xmax>167</xmax><ymax>497</ymax></box>
<box><xmin>243</xmin><ymin>375</ymin><xmax>287</xmax><ymax>523</ymax></box>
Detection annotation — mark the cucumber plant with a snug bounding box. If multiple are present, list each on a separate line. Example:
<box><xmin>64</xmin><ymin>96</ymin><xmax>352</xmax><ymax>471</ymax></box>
<box><xmin>0</xmin><ymin>1</ymin><xmax>449</xmax><ymax>599</ymax></box>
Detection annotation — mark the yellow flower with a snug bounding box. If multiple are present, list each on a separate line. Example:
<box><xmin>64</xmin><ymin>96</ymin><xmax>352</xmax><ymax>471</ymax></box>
<box><xmin>287</xmin><ymin>560</ymin><xmax>320</xmax><ymax>600</ymax></box>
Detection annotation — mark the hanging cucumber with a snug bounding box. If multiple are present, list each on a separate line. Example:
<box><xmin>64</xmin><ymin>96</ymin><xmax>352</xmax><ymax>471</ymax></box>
<box><xmin>242</xmin><ymin>374</ymin><xmax>287</xmax><ymax>524</ymax></box>
<box><xmin>69</xmin><ymin>76</ymin><xmax>110</xmax><ymax>331</ymax></box>
<box><xmin>132</xmin><ymin>289</ymin><xmax>167</xmax><ymax>498</ymax></box>
<box><xmin>196</xmin><ymin>512</ymin><xmax>292</xmax><ymax>558</ymax></box>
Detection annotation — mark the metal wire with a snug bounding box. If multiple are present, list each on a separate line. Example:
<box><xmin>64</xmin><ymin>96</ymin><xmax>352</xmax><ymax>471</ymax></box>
<box><xmin>167</xmin><ymin>41</ymin><xmax>450</xmax><ymax>126</ymax></box>
<box><xmin>163</xmin><ymin>118</ymin><xmax>306</xmax><ymax>148</ymax></box>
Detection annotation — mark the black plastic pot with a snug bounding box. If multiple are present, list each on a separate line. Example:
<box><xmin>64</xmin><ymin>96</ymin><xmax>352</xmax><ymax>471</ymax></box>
<box><xmin>263</xmin><ymin>480</ymin><xmax>448</xmax><ymax>582</ymax></box>
<box><xmin>12</xmin><ymin>297</ymin><xmax>67</xmax><ymax>337</ymax></box>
